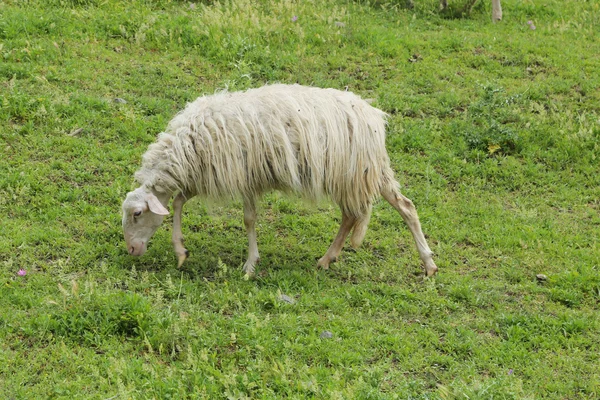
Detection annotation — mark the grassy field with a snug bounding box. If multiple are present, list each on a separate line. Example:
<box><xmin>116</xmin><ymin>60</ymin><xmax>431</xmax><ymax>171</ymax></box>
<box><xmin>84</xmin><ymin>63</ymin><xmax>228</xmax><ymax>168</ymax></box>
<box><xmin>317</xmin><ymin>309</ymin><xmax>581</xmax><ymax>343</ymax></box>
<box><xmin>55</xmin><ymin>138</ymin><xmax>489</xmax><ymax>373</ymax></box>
<box><xmin>1</xmin><ymin>0</ymin><xmax>599</xmax><ymax>398</ymax></box>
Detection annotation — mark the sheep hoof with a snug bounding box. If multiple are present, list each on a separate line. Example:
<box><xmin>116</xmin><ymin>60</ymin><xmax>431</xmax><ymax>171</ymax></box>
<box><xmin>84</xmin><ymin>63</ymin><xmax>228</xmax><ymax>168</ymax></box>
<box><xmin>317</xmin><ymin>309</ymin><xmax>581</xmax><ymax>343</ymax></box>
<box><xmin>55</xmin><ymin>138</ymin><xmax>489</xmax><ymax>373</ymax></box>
<box><xmin>317</xmin><ymin>256</ymin><xmax>332</xmax><ymax>270</ymax></box>
<box><xmin>242</xmin><ymin>259</ymin><xmax>257</xmax><ymax>278</ymax></box>
<box><xmin>424</xmin><ymin>263</ymin><xmax>438</xmax><ymax>277</ymax></box>
<box><xmin>177</xmin><ymin>251</ymin><xmax>189</xmax><ymax>268</ymax></box>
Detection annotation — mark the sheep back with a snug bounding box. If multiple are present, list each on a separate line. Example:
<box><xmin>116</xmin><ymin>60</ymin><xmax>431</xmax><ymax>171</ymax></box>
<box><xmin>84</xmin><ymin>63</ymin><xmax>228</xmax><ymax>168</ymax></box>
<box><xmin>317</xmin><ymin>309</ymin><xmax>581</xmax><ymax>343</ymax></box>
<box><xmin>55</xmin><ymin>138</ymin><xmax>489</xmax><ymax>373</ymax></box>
<box><xmin>135</xmin><ymin>84</ymin><xmax>393</xmax><ymax>218</ymax></box>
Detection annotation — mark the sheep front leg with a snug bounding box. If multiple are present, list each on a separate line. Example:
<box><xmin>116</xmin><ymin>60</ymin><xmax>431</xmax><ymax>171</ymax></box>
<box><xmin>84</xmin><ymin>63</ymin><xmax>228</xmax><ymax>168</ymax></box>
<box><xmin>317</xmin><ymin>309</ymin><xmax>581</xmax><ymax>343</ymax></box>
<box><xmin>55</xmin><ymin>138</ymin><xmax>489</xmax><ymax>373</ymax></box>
<box><xmin>381</xmin><ymin>185</ymin><xmax>438</xmax><ymax>277</ymax></box>
<box><xmin>172</xmin><ymin>193</ymin><xmax>189</xmax><ymax>268</ymax></box>
<box><xmin>317</xmin><ymin>212</ymin><xmax>356</xmax><ymax>269</ymax></box>
<box><xmin>242</xmin><ymin>198</ymin><xmax>260</xmax><ymax>279</ymax></box>
<box><xmin>492</xmin><ymin>0</ymin><xmax>502</xmax><ymax>22</ymax></box>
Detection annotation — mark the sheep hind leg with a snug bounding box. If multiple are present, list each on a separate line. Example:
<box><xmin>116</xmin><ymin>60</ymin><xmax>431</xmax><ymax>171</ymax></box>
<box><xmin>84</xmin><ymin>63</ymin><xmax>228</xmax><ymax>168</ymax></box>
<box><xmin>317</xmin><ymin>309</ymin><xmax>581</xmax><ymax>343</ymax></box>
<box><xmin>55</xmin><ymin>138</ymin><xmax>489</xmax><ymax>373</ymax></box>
<box><xmin>242</xmin><ymin>198</ymin><xmax>260</xmax><ymax>279</ymax></box>
<box><xmin>380</xmin><ymin>185</ymin><xmax>438</xmax><ymax>277</ymax></box>
<box><xmin>317</xmin><ymin>212</ymin><xmax>357</xmax><ymax>270</ymax></box>
<box><xmin>350</xmin><ymin>205</ymin><xmax>372</xmax><ymax>249</ymax></box>
<box><xmin>172</xmin><ymin>193</ymin><xmax>189</xmax><ymax>268</ymax></box>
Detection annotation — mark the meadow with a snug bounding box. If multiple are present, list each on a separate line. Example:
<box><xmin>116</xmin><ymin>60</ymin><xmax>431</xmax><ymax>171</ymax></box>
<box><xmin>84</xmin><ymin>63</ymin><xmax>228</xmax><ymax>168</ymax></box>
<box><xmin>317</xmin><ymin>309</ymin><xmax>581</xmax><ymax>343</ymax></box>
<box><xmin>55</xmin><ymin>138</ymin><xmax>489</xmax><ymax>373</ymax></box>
<box><xmin>1</xmin><ymin>0</ymin><xmax>599</xmax><ymax>398</ymax></box>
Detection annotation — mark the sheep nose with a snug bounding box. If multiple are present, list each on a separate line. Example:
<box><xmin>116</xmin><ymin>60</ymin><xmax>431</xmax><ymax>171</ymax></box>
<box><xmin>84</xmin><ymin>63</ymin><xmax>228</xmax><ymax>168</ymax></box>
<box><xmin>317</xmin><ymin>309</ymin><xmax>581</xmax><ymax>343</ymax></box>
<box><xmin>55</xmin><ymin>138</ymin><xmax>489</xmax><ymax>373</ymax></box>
<box><xmin>127</xmin><ymin>242</ymin><xmax>145</xmax><ymax>256</ymax></box>
<box><xmin>128</xmin><ymin>242</ymin><xmax>146</xmax><ymax>256</ymax></box>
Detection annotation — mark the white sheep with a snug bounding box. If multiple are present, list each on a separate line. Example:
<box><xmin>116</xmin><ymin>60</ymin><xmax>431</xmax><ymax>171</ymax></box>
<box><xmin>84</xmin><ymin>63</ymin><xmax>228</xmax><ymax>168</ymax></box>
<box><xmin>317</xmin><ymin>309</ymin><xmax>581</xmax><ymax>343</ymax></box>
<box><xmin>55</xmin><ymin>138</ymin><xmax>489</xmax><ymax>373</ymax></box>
<box><xmin>121</xmin><ymin>84</ymin><xmax>438</xmax><ymax>277</ymax></box>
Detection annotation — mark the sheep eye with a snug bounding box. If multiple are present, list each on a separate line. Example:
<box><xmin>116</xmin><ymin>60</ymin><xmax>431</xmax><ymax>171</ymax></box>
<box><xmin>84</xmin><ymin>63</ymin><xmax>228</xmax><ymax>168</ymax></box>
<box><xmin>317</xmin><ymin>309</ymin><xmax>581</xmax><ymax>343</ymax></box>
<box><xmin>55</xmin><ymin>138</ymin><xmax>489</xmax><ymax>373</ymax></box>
<box><xmin>133</xmin><ymin>211</ymin><xmax>142</xmax><ymax>217</ymax></box>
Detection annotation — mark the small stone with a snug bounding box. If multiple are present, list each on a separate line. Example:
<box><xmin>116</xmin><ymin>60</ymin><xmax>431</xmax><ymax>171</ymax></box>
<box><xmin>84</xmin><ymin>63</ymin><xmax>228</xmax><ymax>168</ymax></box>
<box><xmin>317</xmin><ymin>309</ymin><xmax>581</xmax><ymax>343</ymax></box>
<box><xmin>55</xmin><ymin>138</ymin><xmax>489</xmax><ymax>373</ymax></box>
<box><xmin>408</xmin><ymin>53</ymin><xmax>422</xmax><ymax>63</ymax></box>
<box><xmin>536</xmin><ymin>274</ymin><xmax>548</xmax><ymax>282</ymax></box>
<box><xmin>334</xmin><ymin>21</ymin><xmax>346</xmax><ymax>27</ymax></box>
<box><xmin>278</xmin><ymin>293</ymin><xmax>295</xmax><ymax>304</ymax></box>
<box><xmin>320</xmin><ymin>331</ymin><xmax>333</xmax><ymax>339</ymax></box>
<box><xmin>68</xmin><ymin>127</ymin><xmax>83</xmax><ymax>137</ymax></box>
<box><xmin>113</xmin><ymin>98</ymin><xmax>127</xmax><ymax>104</ymax></box>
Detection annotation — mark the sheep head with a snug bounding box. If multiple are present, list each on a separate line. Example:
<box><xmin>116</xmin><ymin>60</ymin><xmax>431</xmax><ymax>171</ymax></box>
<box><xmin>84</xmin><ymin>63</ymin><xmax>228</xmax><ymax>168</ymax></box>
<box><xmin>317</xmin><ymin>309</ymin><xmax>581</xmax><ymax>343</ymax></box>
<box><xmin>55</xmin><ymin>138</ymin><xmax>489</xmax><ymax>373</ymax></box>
<box><xmin>121</xmin><ymin>187</ymin><xmax>170</xmax><ymax>257</ymax></box>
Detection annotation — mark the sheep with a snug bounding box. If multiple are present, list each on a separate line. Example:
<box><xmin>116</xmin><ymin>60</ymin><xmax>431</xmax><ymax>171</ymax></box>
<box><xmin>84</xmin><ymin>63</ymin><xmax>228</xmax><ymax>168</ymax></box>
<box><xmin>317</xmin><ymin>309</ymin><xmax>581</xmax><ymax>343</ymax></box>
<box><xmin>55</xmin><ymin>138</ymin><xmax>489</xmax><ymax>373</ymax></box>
<box><xmin>121</xmin><ymin>84</ymin><xmax>438</xmax><ymax>277</ymax></box>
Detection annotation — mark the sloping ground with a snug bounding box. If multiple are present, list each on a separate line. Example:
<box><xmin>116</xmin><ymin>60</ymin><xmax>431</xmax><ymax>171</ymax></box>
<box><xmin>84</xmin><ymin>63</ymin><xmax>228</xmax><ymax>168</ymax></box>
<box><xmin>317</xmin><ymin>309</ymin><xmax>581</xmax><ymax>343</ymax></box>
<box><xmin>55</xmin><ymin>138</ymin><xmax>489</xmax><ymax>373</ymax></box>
<box><xmin>1</xmin><ymin>0</ymin><xmax>598</xmax><ymax>398</ymax></box>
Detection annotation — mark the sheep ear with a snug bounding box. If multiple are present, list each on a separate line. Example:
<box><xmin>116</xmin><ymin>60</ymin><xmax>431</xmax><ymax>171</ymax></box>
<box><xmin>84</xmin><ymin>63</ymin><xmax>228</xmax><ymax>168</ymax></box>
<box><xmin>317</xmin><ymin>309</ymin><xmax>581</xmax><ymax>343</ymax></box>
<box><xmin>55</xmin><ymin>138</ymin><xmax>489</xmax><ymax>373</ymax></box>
<box><xmin>145</xmin><ymin>193</ymin><xmax>169</xmax><ymax>216</ymax></box>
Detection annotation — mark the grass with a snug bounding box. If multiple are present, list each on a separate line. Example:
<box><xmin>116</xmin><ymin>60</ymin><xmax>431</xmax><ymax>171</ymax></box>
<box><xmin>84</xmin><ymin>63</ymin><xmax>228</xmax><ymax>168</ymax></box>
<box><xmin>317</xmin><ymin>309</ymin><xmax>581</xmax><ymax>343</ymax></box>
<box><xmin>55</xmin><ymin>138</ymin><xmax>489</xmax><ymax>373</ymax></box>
<box><xmin>1</xmin><ymin>0</ymin><xmax>599</xmax><ymax>398</ymax></box>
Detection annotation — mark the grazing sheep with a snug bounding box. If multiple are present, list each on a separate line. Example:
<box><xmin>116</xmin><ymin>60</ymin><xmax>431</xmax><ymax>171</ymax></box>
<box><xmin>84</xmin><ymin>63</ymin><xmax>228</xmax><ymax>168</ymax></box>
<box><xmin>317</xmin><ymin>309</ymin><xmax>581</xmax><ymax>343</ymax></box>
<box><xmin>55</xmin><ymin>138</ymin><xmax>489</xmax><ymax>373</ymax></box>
<box><xmin>121</xmin><ymin>84</ymin><xmax>438</xmax><ymax>277</ymax></box>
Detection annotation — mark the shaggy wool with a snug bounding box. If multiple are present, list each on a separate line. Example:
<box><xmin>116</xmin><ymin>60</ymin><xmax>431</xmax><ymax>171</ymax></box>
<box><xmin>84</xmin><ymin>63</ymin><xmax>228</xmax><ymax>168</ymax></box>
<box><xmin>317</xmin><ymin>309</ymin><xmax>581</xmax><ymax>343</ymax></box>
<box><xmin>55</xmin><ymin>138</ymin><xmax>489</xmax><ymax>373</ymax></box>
<box><xmin>134</xmin><ymin>84</ymin><xmax>399</xmax><ymax>220</ymax></box>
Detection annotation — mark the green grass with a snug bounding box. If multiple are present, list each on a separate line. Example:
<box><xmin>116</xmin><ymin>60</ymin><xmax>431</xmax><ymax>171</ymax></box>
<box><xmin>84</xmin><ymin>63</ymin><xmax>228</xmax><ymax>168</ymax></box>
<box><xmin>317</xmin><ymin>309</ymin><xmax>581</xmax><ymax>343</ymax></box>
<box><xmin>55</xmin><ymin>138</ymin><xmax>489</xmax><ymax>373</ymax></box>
<box><xmin>1</xmin><ymin>0</ymin><xmax>599</xmax><ymax>398</ymax></box>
